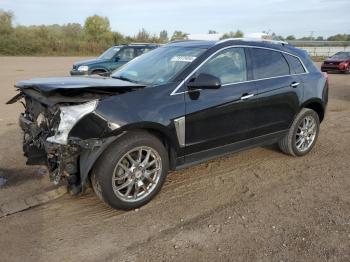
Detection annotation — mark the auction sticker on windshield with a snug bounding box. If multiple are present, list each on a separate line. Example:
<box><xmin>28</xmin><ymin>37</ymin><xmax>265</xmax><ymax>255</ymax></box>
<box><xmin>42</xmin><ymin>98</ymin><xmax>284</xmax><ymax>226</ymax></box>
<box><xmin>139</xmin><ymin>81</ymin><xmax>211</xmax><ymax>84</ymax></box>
<box><xmin>171</xmin><ymin>56</ymin><xmax>197</xmax><ymax>62</ymax></box>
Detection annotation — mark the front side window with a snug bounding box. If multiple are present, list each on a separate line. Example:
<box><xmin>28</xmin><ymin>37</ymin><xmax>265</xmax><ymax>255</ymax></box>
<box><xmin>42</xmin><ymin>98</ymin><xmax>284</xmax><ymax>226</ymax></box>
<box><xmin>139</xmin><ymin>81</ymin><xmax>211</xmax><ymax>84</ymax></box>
<box><xmin>284</xmin><ymin>54</ymin><xmax>306</xmax><ymax>74</ymax></box>
<box><xmin>118</xmin><ymin>48</ymin><xmax>136</xmax><ymax>61</ymax></box>
<box><xmin>99</xmin><ymin>46</ymin><xmax>121</xmax><ymax>60</ymax></box>
<box><xmin>250</xmin><ymin>48</ymin><xmax>290</xmax><ymax>79</ymax></box>
<box><xmin>196</xmin><ymin>47</ymin><xmax>247</xmax><ymax>85</ymax></box>
<box><xmin>111</xmin><ymin>46</ymin><xmax>206</xmax><ymax>85</ymax></box>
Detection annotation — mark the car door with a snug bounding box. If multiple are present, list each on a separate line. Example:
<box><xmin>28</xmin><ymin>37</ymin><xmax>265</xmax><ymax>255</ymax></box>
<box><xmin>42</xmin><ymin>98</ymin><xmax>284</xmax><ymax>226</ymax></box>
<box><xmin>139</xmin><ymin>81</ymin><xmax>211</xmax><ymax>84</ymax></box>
<box><xmin>184</xmin><ymin>47</ymin><xmax>259</xmax><ymax>159</ymax></box>
<box><xmin>111</xmin><ymin>47</ymin><xmax>136</xmax><ymax>70</ymax></box>
<box><xmin>247</xmin><ymin>47</ymin><xmax>304</xmax><ymax>136</ymax></box>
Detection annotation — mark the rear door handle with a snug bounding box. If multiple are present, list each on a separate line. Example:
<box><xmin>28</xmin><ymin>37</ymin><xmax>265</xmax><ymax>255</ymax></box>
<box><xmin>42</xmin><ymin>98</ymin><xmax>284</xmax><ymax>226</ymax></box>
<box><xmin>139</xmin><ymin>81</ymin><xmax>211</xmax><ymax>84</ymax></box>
<box><xmin>290</xmin><ymin>82</ymin><xmax>300</xmax><ymax>88</ymax></box>
<box><xmin>241</xmin><ymin>93</ymin><xmax>254</xmax><ymax>100</ymax></box>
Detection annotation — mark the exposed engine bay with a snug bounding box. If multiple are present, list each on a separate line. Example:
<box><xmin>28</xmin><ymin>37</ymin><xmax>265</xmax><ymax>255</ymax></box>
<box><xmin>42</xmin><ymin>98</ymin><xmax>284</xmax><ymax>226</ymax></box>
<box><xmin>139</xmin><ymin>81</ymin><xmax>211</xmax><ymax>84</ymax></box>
<box><xmin>7</xmin><ymin>76</ymin><xmax>145</xmax><ymax>194</ymax></box>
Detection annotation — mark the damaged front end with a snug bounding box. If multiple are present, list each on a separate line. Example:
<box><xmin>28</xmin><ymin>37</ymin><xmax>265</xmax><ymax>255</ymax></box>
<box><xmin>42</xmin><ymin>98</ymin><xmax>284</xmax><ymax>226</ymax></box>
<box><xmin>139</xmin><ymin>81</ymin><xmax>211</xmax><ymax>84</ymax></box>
<box><xmin>8</xmin><ymin>76</ymin><xmax>144</xmax><ymax>194</ymax></box>
<box><xmin>15</xmin><ymin>95</ymin><xmax>99</xmax><ymax>193</ymax></box>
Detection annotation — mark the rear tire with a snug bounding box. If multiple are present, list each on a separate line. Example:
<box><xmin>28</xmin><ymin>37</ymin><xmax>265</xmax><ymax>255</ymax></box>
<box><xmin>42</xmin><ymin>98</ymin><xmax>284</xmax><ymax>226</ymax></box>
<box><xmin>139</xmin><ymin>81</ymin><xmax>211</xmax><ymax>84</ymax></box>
<box><xmin>278</xmin><ymin>108</ymin><xmax>320</xmax><ymax>157</ymax></box>
<box><xmin>92</xmin><ymin>131</ymin><xmax>169</xmax><ymax>210</ymax></box>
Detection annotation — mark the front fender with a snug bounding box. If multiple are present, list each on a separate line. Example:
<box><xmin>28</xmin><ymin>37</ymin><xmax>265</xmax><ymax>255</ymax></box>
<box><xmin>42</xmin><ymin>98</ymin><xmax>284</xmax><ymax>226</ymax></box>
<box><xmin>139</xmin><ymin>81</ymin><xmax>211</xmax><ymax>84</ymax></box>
<box><xmin>79</xmin><ymin>133</ymin><xmax>125</xmax><ymax>189</ymax></box>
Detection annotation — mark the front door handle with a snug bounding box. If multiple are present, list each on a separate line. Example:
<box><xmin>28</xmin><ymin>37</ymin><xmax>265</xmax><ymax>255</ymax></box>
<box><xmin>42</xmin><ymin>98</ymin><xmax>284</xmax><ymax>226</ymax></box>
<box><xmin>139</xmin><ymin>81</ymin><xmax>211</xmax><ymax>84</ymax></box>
<box><xmin>241</xmin><ymin>93</ymin><xmax>254</xmax><ymax>100</ymax></box>
<box><xmin>290</xmin><ymin>82</ymin><xmax>300</xmax><ymax>88</ymax></box>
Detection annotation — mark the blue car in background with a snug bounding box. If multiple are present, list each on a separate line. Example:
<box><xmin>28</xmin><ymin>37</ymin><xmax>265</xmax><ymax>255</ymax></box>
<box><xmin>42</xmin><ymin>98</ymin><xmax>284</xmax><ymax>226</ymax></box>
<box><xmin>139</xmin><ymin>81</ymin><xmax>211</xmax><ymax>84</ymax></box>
<box><xmin>70</xmin><ymin>43</ymin><xmax>159</xmax><ymax>76</ymax></box>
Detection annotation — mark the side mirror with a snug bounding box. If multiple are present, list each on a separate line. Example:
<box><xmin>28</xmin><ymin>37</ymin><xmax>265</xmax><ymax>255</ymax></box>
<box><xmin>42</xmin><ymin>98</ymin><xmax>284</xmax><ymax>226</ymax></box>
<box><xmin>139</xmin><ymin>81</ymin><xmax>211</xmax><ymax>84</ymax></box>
<box><xmin>187</xmin><ymin>73</ymin><xmax>221</xmax><ymax>90</ymax></box>
<box><xmin>114</xmin><ymin>56</ymin><xmax>120</xmax><ymax>62</ymax></box>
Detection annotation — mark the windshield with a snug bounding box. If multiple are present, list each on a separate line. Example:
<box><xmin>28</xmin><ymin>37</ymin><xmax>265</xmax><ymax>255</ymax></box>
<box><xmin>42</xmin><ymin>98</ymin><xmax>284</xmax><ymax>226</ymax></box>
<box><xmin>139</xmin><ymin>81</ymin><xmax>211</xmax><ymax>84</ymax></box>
<box><xmin>99</xmin><ymin>46</ymin><xmax>121</xmax><ymax>60</ymax></box>
<box><xmin>111</xmin><ymin>46</ymin><xmax>206</xmax><ymax>85</ymax></box>
<box><xmin>331</xmin><ymin>52</ymin><xmax>350</xmax><ymax>59</ymax></box>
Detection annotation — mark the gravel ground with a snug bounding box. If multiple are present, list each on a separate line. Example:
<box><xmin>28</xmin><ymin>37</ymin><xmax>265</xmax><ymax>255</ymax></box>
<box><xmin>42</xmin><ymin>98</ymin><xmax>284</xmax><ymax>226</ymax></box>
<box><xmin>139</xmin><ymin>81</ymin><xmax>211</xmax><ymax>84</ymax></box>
<box><xmin>0</xmin><ymin>57</ymin><xmax>349</xmax><ymax>262</ymax></box>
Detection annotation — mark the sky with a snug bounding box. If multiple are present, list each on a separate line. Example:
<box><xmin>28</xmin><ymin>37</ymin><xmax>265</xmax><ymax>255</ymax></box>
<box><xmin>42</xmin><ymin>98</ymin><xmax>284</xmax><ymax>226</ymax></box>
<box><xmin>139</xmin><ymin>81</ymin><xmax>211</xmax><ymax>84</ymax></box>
<box><xmin>1</xmin><ymin>0</ymin><xmax>349</xmax><ymax>38</ymax></box>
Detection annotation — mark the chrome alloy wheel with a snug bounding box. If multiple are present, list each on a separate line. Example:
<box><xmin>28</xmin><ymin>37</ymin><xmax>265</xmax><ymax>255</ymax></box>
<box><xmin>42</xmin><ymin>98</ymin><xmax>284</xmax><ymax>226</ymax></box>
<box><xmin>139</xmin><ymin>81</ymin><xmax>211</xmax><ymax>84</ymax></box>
<box><xmin>295</xmin><ymin>115</ymin><xmax>317</xmax><ymax>152</ymax></box>
<box><xmin>112</xmin><ymin>146</ymin><xmax>162</xmax><ymax>202</ymax></box>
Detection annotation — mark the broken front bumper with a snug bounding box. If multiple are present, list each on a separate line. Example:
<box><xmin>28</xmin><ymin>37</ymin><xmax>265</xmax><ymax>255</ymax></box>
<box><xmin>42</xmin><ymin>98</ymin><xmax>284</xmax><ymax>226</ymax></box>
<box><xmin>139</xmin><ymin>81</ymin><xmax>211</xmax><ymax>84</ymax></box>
<box><xmin>19</xmin><ymin>112</ymin><xmax>122</xmax><ymax>193</ymax></box>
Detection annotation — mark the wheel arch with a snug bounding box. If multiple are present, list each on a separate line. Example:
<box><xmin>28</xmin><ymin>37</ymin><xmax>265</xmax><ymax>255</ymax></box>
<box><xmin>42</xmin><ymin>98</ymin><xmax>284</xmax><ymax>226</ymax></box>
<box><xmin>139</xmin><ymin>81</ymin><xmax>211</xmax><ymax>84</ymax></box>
<box><xmin>79</xmin><ymin>123</ymin><xmax>179</xmax><ymax>190</ymax></box>
<box><xmin>117</xmin><ymin>123</ymin><xmax>180</xmax><ymax>170</ymax></box>
<box><xmin>90</xmin><ymin>68</ymin><xmax>109</xmax><ymax>75</ymax></box>
<box><xmin>301</xmin><ymin>99</ymin><xmax>325</xmax><ymax>122</ymax></box>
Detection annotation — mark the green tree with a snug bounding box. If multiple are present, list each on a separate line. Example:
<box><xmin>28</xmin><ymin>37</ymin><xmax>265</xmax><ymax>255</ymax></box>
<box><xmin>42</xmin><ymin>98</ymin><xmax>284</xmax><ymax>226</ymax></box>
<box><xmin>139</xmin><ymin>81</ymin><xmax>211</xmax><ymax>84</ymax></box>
<box><xmin>220</xmin><ymin>30</ymin><xmax>244</xmax><ymax>40</ymax></box>
<box><xmin>84</xmin><ymin>15</ymin><xmax>111</xmax><ymax>41</ymax></box>
<box><xmin>327</xmin><ymin>34</ymin><xmax>350</xmax><ymax>41</ymax></box>
<box><xmin>135</xmin><ymin>28</ymin><xmax>150</xmax><ymax>42</ymax></box>
<box><xmin>62</xmin><ymin>23</ymin><xmax>83</xmax><ymax>39</ymax></box>
<box><xmin>299</xmin><ymin>36</ymin><xmax>315</xmax><ymax>41</ymax></box>
<box><xmin>159</xmin><ymin>30</ymin><xmax>168</xmax><ymax>42</ymax></box>
<box><xmin>112</xmin><ymin>31</ymin><xmax>125</xmax><ymax>44</ymax></box>
<box><xmin>0</xmin><ymin>9</ymin><xmax>14</xmax><ymax>35</ymax></box>
<box><xmin>171</xmin><ymin>30</ymin><xmax>188</xmax><ymax>41</ymax></box>
<box><xmin>286</xmin><ymin>35</ymin><xmax>296</xmax><ymax>41</ymax></box>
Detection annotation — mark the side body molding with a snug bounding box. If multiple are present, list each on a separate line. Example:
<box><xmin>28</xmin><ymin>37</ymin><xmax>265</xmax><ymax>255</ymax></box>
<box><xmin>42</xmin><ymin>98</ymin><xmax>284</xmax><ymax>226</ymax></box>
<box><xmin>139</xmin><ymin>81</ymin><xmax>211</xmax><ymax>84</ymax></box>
<box><xmin>174</xmin><ymin>116</ymin><xmax>186</xmax><ymax>147</ymax></box>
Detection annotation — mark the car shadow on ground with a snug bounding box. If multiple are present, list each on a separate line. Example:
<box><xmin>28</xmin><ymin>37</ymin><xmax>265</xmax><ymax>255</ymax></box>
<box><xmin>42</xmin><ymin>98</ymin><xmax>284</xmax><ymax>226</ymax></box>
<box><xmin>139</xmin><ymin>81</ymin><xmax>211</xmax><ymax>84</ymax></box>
<box><xmin>261</xmin><ymin>143</ymin><xmax>281</xmax><ymax>153</ymax></box>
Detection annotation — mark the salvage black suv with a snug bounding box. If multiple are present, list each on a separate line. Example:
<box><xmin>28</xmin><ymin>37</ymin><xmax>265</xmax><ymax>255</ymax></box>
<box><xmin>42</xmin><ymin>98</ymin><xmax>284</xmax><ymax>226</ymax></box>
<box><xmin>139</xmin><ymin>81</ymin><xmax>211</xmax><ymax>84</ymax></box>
<box><xmin>8</xmin><ymin>39</ymin><xmax>328</xmax><ymax>210</ymax></box>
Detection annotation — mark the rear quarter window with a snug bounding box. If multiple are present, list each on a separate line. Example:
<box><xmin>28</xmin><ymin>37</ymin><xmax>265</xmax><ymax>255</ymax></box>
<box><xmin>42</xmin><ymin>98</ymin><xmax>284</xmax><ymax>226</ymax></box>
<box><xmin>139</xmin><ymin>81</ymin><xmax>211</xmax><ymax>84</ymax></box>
<box><xmin>250</xmin><ymin>48</ymin><xmax>290</xmax><ymax>79</ymax></box>
<box><xmin>284</xmin><ymin>54</ymin><xmax>306</xmax><ymax>74</ymax></box>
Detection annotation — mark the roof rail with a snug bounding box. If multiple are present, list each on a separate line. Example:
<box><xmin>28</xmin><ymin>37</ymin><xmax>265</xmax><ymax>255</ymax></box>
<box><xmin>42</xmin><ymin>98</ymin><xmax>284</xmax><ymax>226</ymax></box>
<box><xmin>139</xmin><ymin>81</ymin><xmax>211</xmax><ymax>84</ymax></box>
<box><xmin>128</xmin><ymin>42</ymin><xmax>159</xmax><ymax>45</ymax></box>
<box><xmin>169</xmin><ymin>39</ymin><xmax>191</xmax><ymax>43</ymax></box>
<box><xmin>216</xmin><ymin>38</ymin><xmax>289</xmax><ymax>46</ymax></box>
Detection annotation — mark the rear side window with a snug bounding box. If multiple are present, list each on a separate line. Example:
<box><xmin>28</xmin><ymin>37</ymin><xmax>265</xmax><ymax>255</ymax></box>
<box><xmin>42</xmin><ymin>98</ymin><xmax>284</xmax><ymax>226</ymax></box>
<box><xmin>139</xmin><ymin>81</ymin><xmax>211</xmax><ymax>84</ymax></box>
<box><xmin>284</xmin><ymin>54</ymin><xmax>306</xmax><ymax>74</ymax></box>
<box><xmin>135</xmin><ymin>47</ymin><xmax>153</xmax><ymax>56</ymax></box>
<box><xmin>250</xmin><ymin>48</ymin><xmax>290</xmax><ymax>79</ymax></box>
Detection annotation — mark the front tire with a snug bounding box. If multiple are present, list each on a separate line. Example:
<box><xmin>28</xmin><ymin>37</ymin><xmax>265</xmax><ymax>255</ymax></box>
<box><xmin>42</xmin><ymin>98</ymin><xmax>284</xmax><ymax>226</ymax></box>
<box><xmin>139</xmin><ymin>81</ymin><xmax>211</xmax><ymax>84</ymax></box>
<box><xmin>92</xmin><ymin>131</ymin><xmax>169</xmax><ymax>210</ymax></box>
<box><xmin>278</xmin><ymin>108</ymin><xmax>320</xmax><ymax>156</ymax></box>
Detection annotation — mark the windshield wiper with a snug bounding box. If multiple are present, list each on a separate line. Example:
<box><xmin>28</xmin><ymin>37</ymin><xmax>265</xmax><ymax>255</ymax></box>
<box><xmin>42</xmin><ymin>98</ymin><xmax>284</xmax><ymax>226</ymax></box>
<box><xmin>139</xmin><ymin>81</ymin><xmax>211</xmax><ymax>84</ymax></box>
<box><xmin>112</xmin><ymin>76</ymin><xmax>139</xmax><ymax>84</ymax></box>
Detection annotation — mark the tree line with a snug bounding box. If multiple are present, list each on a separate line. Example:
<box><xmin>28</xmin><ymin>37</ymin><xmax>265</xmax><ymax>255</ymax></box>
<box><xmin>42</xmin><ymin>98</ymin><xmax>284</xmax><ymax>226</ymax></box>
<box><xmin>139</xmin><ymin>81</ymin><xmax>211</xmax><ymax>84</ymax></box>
<box><xmin>0</xmin><ymin>10</ymin><xmax>349</xmax><ymax>56</ymax></box>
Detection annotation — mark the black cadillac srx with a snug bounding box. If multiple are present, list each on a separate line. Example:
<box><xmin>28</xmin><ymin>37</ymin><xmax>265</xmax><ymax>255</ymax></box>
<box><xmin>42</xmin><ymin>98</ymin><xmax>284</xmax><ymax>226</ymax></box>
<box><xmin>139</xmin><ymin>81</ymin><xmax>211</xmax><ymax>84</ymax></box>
<box><xmin>8</xmin><ymin>39</ymin><xmax>328</xmax><ymax>210</ymax></box>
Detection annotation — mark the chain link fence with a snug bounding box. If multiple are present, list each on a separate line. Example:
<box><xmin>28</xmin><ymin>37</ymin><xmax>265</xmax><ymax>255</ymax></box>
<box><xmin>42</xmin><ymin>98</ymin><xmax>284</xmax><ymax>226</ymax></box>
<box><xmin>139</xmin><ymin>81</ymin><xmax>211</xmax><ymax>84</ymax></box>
<box><xmin>289</xmin><ymin>41</ymin><xmax>350</xmax><ymax>57</ymax></box>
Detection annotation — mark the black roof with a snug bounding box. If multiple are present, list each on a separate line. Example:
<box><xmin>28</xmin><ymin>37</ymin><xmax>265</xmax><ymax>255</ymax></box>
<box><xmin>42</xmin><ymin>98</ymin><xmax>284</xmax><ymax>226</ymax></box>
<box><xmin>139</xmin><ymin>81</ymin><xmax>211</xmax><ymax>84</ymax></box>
<box><xmin>113</xmin><ymin>43</ymin><xmax>160</xmax><ymax>48</ymax></box>
<box><xmin>165</xmin><ymin>39</ymin><xmax>307</xmax><ymax>58</ymax></box>
<box><xmin>167</xmin><ymin>40</ymin><xmax>217</xmax><ymax>48</ymax></box>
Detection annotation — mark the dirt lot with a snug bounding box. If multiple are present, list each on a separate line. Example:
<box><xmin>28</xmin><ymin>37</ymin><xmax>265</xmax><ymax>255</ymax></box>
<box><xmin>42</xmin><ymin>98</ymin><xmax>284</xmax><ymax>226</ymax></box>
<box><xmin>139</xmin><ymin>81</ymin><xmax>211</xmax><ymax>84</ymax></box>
<box><xmin>0</xmin><ymin>57</ymin><xmax>349</xmax><ymax>262</ymax></box>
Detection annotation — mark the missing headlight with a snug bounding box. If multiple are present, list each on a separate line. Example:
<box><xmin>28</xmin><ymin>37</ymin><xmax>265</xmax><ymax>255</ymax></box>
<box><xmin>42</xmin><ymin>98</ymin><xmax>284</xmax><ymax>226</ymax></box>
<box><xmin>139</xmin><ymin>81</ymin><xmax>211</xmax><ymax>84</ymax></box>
<box><xmin>47</xmin><ymin>100</ymin><xmax>98</xmax><ymax>145</ymax></box>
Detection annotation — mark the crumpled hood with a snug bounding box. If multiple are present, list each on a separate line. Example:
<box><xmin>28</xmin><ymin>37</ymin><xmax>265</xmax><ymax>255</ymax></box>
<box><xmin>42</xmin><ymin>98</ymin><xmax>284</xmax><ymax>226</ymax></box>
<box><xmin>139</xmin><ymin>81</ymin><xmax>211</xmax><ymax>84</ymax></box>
<box><xmin>15</xmin><ymin>76</ymin><xmax>145</xmax><ymax>94</ymax></box>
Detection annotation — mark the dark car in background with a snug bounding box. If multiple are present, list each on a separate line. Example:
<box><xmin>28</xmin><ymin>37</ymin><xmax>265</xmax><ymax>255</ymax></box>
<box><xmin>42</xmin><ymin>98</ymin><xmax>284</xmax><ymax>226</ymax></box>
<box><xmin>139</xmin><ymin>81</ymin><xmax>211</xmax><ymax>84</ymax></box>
<box><xmin>321</xmin><ymin>51</ymin><xmax>350</xmax><ymax>74</ymax></box>
<box><xmin>70</xmin><ymin>43</ymin><xmax>159</xmax><ymax>76</ymax></box>
<box><xmin>8</xmin><ymin>39</ymin><xmax>328</xmax><ymax>210</ymax></box>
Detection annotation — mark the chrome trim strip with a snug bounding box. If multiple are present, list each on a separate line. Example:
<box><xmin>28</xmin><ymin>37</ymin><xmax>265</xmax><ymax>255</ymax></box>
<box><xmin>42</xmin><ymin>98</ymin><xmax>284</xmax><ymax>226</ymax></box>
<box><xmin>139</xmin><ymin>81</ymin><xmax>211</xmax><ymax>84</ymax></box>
<box><xmin>174</xmin><ymin>116</ymin><xmax>186</xmax><ymax>147</ymax></box>
<box><xmin>170</xmin><ymin>45</ymin><xmax>309</xmax><ymax>96</ymax></box>
<box><xmin>290</xmin><ymin>82</ymin><xmax>300</xmax><ymax>87</ymax></box>
<box><xmin>241</xmin><ymin>94</ymin><xmax>254</xmax><ymax>100</ymax></box>
<box><xmin>216</xmin><ymin>38</ymin><xmax>289</xmax><ymax>46</ymax></box>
